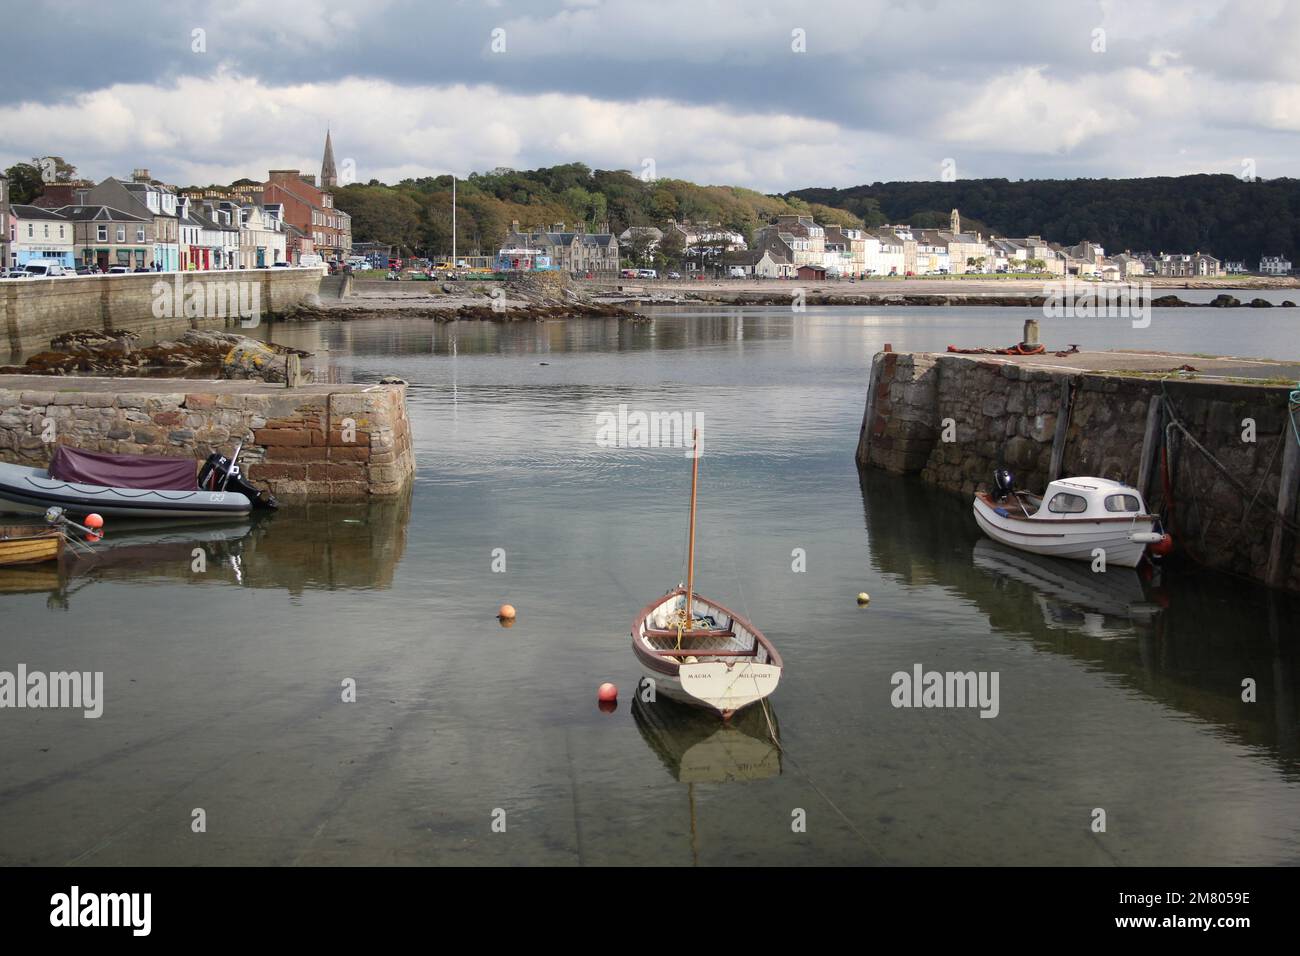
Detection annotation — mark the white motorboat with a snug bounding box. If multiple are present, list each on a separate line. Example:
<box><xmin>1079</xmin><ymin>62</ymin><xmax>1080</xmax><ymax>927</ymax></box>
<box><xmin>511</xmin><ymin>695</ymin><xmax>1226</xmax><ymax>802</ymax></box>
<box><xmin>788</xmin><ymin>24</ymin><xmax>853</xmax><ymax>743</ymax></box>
<box><xmin>972</xmin><ymin>470</ymin><xmax>1165</xmax><ymax>569</ymax></box>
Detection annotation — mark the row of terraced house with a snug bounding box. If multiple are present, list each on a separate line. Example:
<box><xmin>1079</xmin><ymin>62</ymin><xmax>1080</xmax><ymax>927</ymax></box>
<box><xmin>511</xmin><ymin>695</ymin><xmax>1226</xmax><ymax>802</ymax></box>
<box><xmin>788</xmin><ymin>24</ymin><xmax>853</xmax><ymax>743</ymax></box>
<box><xmin>1</xmin><ymin>137</ymin><xmax>353</xmax><ymax>272</ymax></box>
<box><xmin>735</xmin><ymin>210</ymin><xmax>1252</xmax><ymax>280</ymax></box>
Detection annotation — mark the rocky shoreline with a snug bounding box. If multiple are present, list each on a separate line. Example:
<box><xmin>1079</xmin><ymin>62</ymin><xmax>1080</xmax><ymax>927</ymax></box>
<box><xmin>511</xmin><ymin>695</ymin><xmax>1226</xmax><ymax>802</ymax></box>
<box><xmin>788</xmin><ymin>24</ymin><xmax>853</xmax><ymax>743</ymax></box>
<box><xmin>611</xmin><ymin>290</ymin><xmax>1299</xmax><ymax>308</ymax></box>
<box><xmin>285</xmin><ymin>299</ymin><xmax>639</xmax><ymax>323</ymax></box>
<box><xmin>0</xmin><ymin>329</ymin><xmax>311</xmax><ymax>380</ymax></box>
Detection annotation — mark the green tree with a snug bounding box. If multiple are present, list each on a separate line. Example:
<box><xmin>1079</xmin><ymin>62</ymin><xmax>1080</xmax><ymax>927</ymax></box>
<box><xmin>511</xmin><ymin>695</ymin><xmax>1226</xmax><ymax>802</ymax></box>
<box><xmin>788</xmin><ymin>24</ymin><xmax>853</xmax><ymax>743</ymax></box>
<box><xmin>5</xmin><ymin>162</ymin><xmax>44</xmax><ymax>204</ymax></box>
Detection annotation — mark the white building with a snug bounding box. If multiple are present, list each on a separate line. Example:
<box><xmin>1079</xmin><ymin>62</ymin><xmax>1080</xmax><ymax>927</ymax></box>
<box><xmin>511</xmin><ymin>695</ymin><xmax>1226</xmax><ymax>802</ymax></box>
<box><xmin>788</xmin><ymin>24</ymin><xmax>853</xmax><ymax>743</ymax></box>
<box><xmin>190</xmin><ymin>201</ymin><xmax>241</xmax><ymax>269</ymax></box>
<box><xmin>865</xmin><ymin>233</ymin><xmax>905</xmax><ymax>276</ymax></box>
<box><xmin>9</xmin><ymin>204</ymin><xmax>75</xmax><ymax>268</ymax></box>
<box><xmin>1260</xmin><ymin>255</ymin><xmax>1292</xmax><ymax>275</ymax></box>
<box><xmin>235</xmin><ymin>203</ymin><xmax>287</xmax><ymax>268</ymax></box>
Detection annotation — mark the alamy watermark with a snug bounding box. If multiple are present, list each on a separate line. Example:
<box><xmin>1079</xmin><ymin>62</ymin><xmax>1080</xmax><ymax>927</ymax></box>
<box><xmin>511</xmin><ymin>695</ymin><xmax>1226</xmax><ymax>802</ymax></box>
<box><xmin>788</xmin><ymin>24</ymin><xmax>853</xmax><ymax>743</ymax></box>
<box><xmin>1</xmin><ymin>664</ymin><xmax>103</xmax><ymax>718</ymax></box>
<box><xmin>151</xmin><ymin>274</ymin><xmax>261</xmax><ymax>327</ymax></box>
<box><xmin>595</xmin><ymin>403</ymin><xmax>703</xmax><ymax>457</ymax></box>
<box><xmin>890</xmin><ymin>663</ymin><xmax>999</xmax><ymax>718</ymax></box>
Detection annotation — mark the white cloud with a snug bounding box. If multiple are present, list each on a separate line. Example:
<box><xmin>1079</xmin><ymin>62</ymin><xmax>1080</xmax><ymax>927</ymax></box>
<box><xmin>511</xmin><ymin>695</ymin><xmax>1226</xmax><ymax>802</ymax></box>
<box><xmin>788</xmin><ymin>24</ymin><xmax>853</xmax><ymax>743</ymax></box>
<box><xmin>0</xmin><ymin>72</ymin><xmax>896</xmax><ymax>190</ymax></box>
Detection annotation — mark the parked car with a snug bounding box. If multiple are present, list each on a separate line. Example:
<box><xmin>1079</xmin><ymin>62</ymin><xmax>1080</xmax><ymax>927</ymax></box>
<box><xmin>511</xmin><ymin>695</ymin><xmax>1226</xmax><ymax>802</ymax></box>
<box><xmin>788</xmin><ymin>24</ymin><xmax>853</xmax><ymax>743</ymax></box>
<box><xmin>23</xmin><ymin>262</ymin><xmax>70</xmax><ymax>278</ymax></box>
<box><xmin>272</xmin><ymin>261</ymin><xmax>292</xmax><ymax>267</ymax></box>
<box><xmin>667</xmin><ymin>271</ymin><xmax>681</xmax><ymax>280</ymax></box>
<box><xmin>620</xmin><ymin>269</ymin><xmax>638</xmax><ymax>278</ymax></box>
<box><xmin>637</xmin><ymin>269</ymin><xmax>658</xmax><ymax>279</ymax></box>
<box><xmin>727</xmin><ymin>266</ymin><xmax>746</xmax><ymax>278</ymax></box>
<box><xmin>107</xmin><ymin>265</ymin><xmax>131</xmax><ymax>274</ymax></box>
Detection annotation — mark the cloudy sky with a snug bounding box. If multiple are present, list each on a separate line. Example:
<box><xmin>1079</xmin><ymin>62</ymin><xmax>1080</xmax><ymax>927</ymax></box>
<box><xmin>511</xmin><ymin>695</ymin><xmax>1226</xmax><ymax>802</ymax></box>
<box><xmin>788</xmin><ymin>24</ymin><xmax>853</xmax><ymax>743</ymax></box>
<box><xmin>1</xmin><ymin>0</ymin><xmax>1298</xmax><ymax>192</ymax></box>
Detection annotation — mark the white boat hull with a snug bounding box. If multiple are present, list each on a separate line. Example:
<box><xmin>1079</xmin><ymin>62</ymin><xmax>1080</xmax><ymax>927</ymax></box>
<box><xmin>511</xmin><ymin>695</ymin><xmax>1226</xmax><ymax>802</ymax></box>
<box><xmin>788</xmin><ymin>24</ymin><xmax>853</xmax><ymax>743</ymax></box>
<box><xmin>632</xmin><ymin>589</ymin><xmax>782</xmax><ymax>718</ymax></box>
<box><xmin>973</xmin><ymin>495</ymin><xmax>1155</xmax><ymax>568</ymax></box>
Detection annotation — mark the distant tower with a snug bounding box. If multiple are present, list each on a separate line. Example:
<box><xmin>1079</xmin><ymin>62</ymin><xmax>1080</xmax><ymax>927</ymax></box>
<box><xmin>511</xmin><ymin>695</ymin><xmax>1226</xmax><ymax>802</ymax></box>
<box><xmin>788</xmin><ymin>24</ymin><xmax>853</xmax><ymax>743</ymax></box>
<box><xmin>950</xmin><ymin>208</ymin><xmax>960</xmax><ymax>234</ymax></box>
<box><xmin>321</xmin><ymin>129</ymin><xmax>338</xmax><ymax>189</ymax></box>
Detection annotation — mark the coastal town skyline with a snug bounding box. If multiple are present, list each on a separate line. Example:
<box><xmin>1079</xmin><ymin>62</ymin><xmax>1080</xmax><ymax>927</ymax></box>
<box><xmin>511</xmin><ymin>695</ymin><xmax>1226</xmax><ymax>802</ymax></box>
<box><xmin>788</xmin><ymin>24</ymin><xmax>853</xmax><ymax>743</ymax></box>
<box><xmin>1</xmin><ymin>1</ymin><xmax>1298</xmax><ymax>191</ymax></box>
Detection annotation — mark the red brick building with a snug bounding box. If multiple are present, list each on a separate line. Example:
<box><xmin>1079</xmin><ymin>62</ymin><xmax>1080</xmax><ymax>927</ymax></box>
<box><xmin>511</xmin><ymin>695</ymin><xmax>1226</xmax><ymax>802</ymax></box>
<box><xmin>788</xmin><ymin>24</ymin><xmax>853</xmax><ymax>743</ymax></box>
<box><xmin>261</xmin><ymin>169</ymin><xmax>351</xmax><ymax>262</ymax></box>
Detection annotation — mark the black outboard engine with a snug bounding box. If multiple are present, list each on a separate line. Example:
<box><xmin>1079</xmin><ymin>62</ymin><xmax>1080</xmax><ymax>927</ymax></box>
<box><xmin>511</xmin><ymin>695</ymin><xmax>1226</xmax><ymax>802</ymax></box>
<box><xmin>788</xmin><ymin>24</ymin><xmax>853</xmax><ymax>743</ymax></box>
<box><xmin>199</xmin><ymin>443</ymin><xmax>278</xmax><ymax>510</ymax></box>
<box><xmin>992</xmin><ymin>468</ymin><xmax>1015</xmax><ymax>502</ymax></box>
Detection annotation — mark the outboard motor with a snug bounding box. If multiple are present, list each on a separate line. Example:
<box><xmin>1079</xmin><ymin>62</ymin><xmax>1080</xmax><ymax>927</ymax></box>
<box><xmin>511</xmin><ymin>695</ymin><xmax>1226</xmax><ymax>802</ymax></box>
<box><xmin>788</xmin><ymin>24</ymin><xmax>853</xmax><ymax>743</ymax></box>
<box><xmin>199</xmin><ymin>443</ymin><xmax>278</xmax><ymax>510</ymax></box>
<box><xmin>992</xmin><ymin>468</ymin><xmax>1015</xmax><ymax>502</ymax></box>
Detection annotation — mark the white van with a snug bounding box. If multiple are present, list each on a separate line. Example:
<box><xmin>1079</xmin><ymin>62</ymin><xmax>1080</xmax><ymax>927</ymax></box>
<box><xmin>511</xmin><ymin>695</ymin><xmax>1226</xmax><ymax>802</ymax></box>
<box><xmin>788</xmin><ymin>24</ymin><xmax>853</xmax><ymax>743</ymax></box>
<box><xmin>727</xmin><ymin>266</ymin><xmax>747</xmax><ymax>278</ymax></box>
<box><xmin>23</xmin><ymin>261</ymin><xmax>70</xmax><ymax>278</ymax></box>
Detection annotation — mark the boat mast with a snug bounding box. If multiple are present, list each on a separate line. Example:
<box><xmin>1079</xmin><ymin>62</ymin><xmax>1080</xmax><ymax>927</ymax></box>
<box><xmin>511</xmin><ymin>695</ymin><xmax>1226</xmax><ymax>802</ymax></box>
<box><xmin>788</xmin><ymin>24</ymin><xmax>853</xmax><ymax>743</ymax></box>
<box><xmin>685</xmin><ymin>427</ymin><xmax>699</xmax><ymax>625</ymax></box>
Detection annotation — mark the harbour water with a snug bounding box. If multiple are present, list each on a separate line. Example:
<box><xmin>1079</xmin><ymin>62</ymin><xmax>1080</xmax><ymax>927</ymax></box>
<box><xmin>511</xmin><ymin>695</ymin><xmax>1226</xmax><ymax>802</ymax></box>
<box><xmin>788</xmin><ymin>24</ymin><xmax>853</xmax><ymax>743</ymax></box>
<box><xmin>1</xmin><ymin>306</ymin><xmax>1297</xmax><ymax>865</ymax></box>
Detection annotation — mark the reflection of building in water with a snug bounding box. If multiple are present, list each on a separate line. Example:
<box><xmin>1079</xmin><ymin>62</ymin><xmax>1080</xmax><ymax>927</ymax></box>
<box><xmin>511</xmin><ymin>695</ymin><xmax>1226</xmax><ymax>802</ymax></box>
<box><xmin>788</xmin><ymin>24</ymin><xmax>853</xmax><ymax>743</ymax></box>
<box><xmin>632</xmin><ymin>689</ymin><xmax>781</xmax><ymax>784</ymax></box>
<box><xmin>857</xmin><ymin>468</ymin><xmax>1300</xmax><ymax>770</ymax></box>
<box><xmin>0</xmin><ymin>489</ymin><xmax>412</xmax><ymax>604</ymax></box>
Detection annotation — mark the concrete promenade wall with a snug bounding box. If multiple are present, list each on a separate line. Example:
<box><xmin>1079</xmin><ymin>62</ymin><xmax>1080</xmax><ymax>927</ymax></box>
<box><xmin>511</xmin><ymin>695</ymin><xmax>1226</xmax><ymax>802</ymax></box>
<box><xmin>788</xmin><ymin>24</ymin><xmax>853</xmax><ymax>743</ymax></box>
<box><xmin>0</xmin><ymin>376</ymin><xmax>413</xmax><ymax>502</ymax></box>
<box><xmin>0</xmin><ymin>268</ymin><xmax>322</xmax><ymax>355</ymax></box>
<box><xmin>857</xmin><ymin>351</ymin><xmax>1300</xmax><ymax>590</ymax></box>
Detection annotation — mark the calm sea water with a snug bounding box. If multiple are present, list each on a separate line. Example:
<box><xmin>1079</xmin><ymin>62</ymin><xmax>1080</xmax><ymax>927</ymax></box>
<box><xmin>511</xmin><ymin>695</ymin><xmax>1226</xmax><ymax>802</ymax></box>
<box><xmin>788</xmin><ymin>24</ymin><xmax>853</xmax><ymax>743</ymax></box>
<box><xmin>1</xmin><ymin>306</ymin><xmax>1297</xmax><ymax>866</ymax></box>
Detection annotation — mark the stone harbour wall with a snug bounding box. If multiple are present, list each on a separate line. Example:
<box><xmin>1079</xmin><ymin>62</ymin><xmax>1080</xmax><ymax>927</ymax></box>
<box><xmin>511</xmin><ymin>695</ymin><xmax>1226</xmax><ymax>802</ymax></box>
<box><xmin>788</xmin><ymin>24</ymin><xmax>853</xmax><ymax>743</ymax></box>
<box><xmin>1</xmin><ymin>268</ymin><xmax>322</xmax><ymax>355</ymax></box>
<box><xmin>0</xmin><ymin>376</ymin><xmax>413</xmax><ymax>502</ymax></box>
<box><xmin>857</xmin><ymin>351</ymin><xmax>1300</xmax><ymax>591</ymax></box>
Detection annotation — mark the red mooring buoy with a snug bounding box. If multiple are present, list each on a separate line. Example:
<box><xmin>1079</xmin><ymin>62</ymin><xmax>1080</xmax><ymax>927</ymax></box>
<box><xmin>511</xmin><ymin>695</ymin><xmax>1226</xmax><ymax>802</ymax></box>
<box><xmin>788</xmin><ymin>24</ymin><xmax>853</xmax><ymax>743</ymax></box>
<box><xmin>598</xmin><ymin>682</ymin><xmax>618</xmax><ymax>703</ymax></box>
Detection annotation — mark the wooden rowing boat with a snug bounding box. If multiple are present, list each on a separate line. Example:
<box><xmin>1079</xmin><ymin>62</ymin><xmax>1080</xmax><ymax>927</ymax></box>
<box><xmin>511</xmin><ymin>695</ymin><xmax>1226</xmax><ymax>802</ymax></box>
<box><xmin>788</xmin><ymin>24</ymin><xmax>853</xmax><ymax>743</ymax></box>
<box><xmin>630</xmin><ymin>428</ymin><xmax>782</xmax><ymax>719</ymax></box>
<box><xmin>0</xmin><ymin>525</ymin><xmax>63</xmax><ymax>566</ymax></box>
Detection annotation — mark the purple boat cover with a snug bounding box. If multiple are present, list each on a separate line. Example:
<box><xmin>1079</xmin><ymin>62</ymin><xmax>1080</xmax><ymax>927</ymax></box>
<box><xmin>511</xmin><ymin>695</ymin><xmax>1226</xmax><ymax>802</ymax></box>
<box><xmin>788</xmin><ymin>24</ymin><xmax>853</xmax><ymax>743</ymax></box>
<box><xmin>48</xmin><ymin>446</ymin><xmax>198</xmax><ymax>491</ymax></box>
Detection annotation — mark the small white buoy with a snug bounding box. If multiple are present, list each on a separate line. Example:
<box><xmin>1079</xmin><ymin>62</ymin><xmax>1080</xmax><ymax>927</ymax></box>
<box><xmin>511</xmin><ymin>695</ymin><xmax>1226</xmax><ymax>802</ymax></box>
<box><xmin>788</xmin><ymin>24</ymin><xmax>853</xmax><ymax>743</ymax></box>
<box><xmin>856</xmin><ymin>592</ymin><xmax>871</xmax><ymax>606</ymax></box>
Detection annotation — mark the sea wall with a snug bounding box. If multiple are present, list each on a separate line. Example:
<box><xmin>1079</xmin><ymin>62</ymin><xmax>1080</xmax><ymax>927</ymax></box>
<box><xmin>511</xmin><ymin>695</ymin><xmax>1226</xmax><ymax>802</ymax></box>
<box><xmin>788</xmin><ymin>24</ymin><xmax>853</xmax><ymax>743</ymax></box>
<box><xmin>856</xmin><ymin>351</ymin><xmax>1300</xmax><ymax>591</ymax></box>
<box><xmin>0</xmin><ymin>268</ymin><xmax>322</xmax><ymax>355</ymax></box>
<box><xmin>0</xmin><ymin>375</ymin><xmax>413</xmax><ymax>502</ymax></box>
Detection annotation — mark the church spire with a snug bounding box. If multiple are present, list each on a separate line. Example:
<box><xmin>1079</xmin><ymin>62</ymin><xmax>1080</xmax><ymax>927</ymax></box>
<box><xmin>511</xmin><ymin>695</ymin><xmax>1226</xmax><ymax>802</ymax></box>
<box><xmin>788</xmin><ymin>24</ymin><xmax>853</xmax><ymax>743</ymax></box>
<box><xmin>321</xmin><ymin>128</ymin><xmax>338</xmax><ymax>189</ymax></box>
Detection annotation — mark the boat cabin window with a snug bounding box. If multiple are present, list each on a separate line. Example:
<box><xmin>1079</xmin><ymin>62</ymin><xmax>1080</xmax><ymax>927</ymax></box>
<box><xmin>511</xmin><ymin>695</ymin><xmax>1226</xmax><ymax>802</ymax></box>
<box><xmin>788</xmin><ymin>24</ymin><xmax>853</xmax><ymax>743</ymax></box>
<box><xmin>1104</xmin><ymin>494</ymin><xmax>1141</xmax><ymax>513</ymax></box>
<box><xmin>1046</xmin><ymin>492</ymin><xmax>1088</xmax><ymax>514</ymax></box>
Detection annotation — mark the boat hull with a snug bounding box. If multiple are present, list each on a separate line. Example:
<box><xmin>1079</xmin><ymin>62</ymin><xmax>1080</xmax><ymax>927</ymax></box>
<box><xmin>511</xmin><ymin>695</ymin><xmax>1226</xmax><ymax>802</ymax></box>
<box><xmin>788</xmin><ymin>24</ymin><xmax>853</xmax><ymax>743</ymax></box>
<box><xmin>0</xmin><ymin>526</ymin><xmax>62</xmax><ymax>566</ymax></box>
<box><xmin>632</xmin><ymin>588</ymin><xmax>782</xmax><ymax>718</ymax></box>
<box><xmin>973</xmin><ymin>494</ymin><xmax>1154</xmax><ymax>568</ymax></box>
<box><xmin>0</xmin><ymin>462</ymin><xmax>252</xmax><ymax>520</ymax></box>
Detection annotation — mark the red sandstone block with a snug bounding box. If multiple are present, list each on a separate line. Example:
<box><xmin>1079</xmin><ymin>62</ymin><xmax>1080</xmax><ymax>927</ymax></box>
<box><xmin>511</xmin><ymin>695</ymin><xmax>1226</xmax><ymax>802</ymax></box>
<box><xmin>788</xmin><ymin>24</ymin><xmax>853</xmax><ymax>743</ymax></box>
<box><xmin>265</xmin><ymin>446</ymin><xmax>323</xmax><ymax>462</ymax></box>
<box><xmin>254</xmin><ymin>428</ymin><xmax>312</xmax><ymax>446</ymax></box>
<box><xmin>328</xmin><ymin>428</ymin><xmax>371</xmax><ymax>447</ymax></box>
<box><xmin>328</xmin><ymin>446</ymin><xmax>371</xmax><ymax>462</ymax></box>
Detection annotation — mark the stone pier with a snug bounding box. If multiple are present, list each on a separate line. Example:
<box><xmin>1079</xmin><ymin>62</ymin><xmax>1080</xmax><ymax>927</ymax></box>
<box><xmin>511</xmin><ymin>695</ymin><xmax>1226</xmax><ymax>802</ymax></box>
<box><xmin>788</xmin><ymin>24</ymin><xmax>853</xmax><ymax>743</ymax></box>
<box><xmin>1</xmin><ymin>268</ymin><xmax>322</xmax><ymax>355</ymax></box>
<box><xmin>0</xmin><ymin>375</ymin><xmax>414</xmax><ymax>502</ymax></box>
<box><xmin>857</xmin><ymin>349</ymin><xmax>1300</xmax><ymax>591</ymax></box>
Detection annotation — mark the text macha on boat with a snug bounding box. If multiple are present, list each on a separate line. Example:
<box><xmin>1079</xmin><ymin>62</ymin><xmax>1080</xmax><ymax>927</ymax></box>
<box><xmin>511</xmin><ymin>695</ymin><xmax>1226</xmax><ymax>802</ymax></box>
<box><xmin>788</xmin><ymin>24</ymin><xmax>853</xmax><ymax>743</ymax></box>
<box><xmin>0</xmin><ymin>443</ymin><xmax>276</xmax><ymax>520</ymax></box>
<box><xmin>973</xmin><ymin>468</ymin><xmax>1171</xmax><ymax>569</ymax></box>
<box><xmin>631</xmin><ymin>428</ymin><xmax>783</xmax><ymax>720</ymax></box>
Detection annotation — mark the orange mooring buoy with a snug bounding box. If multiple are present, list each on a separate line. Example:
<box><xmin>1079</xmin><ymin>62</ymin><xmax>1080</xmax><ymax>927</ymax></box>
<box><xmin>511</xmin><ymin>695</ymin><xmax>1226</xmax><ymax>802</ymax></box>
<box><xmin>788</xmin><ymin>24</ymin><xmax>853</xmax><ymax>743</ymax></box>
<box><xmin>1150</xmin><ymin>533</ymin><xmax>1174</xmax><ymax>557</ymax></box>
<box><xmin>84</xmin><ymin>513</ymin><xmax>104</xmax><ymax>529</ymax></box>
<box><xmin>497</xmin><ymin>604</ymin><xmax>516</xmax><ymax>621</ymax></box>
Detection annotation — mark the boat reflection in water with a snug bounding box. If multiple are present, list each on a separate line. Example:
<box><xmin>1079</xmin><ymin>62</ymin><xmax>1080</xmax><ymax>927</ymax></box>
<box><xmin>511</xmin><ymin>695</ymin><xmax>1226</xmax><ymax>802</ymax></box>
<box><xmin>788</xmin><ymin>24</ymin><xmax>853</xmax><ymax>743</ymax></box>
<box><xmin>631</xmin><ymin>684</ymin><xmax>782</xmax><ymax>784</ymax></box>
<box><xmin>0</xmin><ymin>489</ymin><xmax>412</xmax><ymax>606</ymax></box>
<box><xmin>971</xmin><ymin>539</ymin><xmax>1161</xmax><ymax>640</ymax></box>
